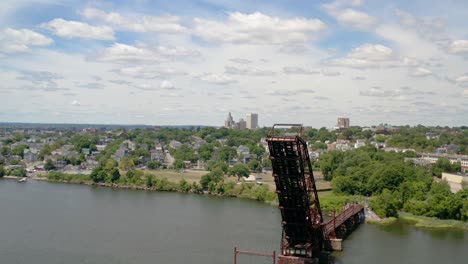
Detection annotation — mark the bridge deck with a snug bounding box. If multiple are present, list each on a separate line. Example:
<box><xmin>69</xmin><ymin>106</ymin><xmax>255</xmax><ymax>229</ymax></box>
<box><xmin>323</xmin><ymin>204</ymin><xmax>364</xmax><ymax>238</ymax></box>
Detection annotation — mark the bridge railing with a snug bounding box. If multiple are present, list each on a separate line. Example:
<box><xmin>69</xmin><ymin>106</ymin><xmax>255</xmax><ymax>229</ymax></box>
<box><xmin>323</xmin><ymin>204</ymin><xmax>364</xmax><ymax>237</ymax></box>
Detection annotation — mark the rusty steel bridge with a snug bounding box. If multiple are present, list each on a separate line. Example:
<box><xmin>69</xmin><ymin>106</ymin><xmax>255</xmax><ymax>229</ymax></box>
<box><xmin>266</xmin><ymin>124</ymin><xmax>365</xmax><ymax>264</ymax></box>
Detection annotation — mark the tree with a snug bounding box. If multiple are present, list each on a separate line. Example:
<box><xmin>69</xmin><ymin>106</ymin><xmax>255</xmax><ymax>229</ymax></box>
<box><xmin>229</xmin><ymin>164</ymin><xmax>250</xmax><ymax>181</ymax></box>
<box><xmin>118</xmin><ymin>158</ymin><xmax>135</xmax><ymax>171</ymax></box>
<box><xmin>432</xmin><ymin>158</ymin><xmax>460</xmax><ymax>177</ymax></box>
<box><xmin>109</xmin><ymin>168</ymin><xmax>120</xmax><ymax>183</ymax></box>
<box><xmin>11</xmin><ymin>144</ymin><xmax>29</xmax><ymax>158</ymax></box>
<box><xmin>90</xmin><ymin>167</ymin><xmax>106</xmax><ymax>183</ymax></box>
<box><xmin>0</xmin><ymin>165</ymin><xmax>5</xmax><ymax>177</ymax></box>
<box><xmin>147</xmin><ymin>161</ymin><xmax>161</xmax><ymax>169</ymax></box>
<box><xmin>247</xmin><ymin>159</ymin><xmax>262</xmax><ymax>172</ymax></box>
<box><xmin>146</xmin><ymin>174</ymin><xmax>154</xmax><ymax>187</ymax></box>
<box><xmin>44</xmin><ymin>159</ymin><xmax>56</xmax><ymax>171</ymax></box>
<box><xmin>370</xmin><ymin>189</ymin><xmax>400</xmax><ymax>218</ymax></box>
<box><xmin>11</xmin><ymin>167</ymin><xmax>27</xmax><ymax>178</ymax></box>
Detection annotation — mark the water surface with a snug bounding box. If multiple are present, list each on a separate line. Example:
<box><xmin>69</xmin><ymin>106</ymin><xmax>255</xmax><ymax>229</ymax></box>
<box><xmin>0</xmin><ymin>179</ymin><xmax>466</xmax><ymax>264</ymax></box>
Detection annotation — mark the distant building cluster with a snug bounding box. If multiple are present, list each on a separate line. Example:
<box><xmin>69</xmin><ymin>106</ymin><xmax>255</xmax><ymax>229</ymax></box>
<box><xmin>224</xmin><ymin>112</ymin><xmax>258</xmax><ymax>130</ymax></box>
<box><xmin>336</xmin><ymin>117</ymin><xmax>350</xmax><ymax>129</ymax></box>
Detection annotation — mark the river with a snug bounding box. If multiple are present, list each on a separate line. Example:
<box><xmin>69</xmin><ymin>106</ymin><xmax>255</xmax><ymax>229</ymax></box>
<box><xmin>0</xmin><ymin>179</ymin><xmax>467</xmax><ymax>264</ymax></box>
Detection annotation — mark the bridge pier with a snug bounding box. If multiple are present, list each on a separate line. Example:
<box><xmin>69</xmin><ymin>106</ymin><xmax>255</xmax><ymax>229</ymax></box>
<box><xmin>323</xmin><ymin>238</ymin><xmax>343</xmax><ymax>251</ymax></box>
<box><xmin>278</xmin><ymin>255</ymin><xmax>319</xmax><ymax>264</ymax></box>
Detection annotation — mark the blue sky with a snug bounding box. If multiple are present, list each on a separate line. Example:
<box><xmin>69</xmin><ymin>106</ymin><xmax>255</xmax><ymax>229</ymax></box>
<box><xmin>1</xmin><ymin>0</ymin><xmax>467</xmax><ymax>127</ymax></box>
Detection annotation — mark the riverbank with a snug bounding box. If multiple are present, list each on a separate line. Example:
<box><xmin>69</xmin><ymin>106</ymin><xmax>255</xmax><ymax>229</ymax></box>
<box><xmin>399</xmin><ymin>212</ymin><xmax>468</xmax><ymax>230</ymax></box>
<box><xmin>35</xmin><ymin>173</ymin><xmax>281</xmax><ymax>206</ymax></box>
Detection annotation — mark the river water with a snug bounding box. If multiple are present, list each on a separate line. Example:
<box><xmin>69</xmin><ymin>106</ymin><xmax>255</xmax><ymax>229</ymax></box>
<box><xmin>0</xmin><ymin>179</ymin><xmax>467</xmax><ymax>264</ymax></box>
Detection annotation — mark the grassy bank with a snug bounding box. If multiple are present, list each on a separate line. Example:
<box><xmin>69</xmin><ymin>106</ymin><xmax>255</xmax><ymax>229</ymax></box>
<box><xmin>40</xmin><ymin>172</ymin><xmax>279</xmax><ymax>205</ymax></box>
<box><xmin>367</xmin><ymin>217</ymin><xmax>397</xmax><ymax>225</ymax></box>
<box><xmin>318</xmin><ymin>191</ymin><xmax>361</xmax><ymax>213</ymax></box>
<box><xmin>399</xmin><ymin>212</ymin><xmax>468</xmax><ymax>230</ymax></box>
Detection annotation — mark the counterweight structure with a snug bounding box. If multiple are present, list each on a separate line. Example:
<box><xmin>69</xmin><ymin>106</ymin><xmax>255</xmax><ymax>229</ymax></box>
<box><xmin>266</xmin><ymin>124</ymin><xmax>323</xmax><ymax>258</ymax></box>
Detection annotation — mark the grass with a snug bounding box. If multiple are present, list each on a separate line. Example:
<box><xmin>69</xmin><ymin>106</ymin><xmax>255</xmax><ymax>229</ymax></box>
<box><xmin>145</xmin><ymin>169</ymin><xmax>208</xmax><ymax>184</ymax></box>
<box><xmin>399</xmin><ymin>212</ymin><xmax>468</xmax><ymax>230</ymax></box>
<box><xmin>253</xmin><ymin>170</ymin><xmax>332</xmax><ymax>191</ymax></box>
<box><xmin>317</xmin><ymin>190</ymin><xmax>362</xmax><ymax>213</ymax></box>
<box><xmin>367</xmin><ymin>217</ymin><xmax>397</xmax><ymax>225</ymax></box>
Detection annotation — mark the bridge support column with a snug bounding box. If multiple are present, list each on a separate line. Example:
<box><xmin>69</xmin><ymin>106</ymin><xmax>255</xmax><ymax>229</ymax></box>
<box><xmin>324</xmin><ymin>238</ymin><xmax>343</xmax><ymax>251</ymax></box>
<box><xmin>278</xmin><ymin>255</ymin><xmax>319</xmax><ymax>264</ymax></box>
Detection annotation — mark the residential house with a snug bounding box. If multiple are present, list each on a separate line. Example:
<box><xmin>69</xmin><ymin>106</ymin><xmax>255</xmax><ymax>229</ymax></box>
<box><xmin>237</xmin><ymin>145</ymin><xmax>250</xmax><ymax>156</ymax></box>
<box><xmin>169</xmin><ymin>140</ymin><xmax>182</xmax><ymax>149</ymax></box>
<box><xmin>23</xmin><ymin>148</ymin><xmax>39</xmax><ymax>162</ymax></box>
<box><xmin>113</xmin><ymin>146</ymin><xmax>129</xmax><ymax>161</ymax></box>
<box><xmin>354</xmin><ymin>140</ymin><xmax>366</xmax><ymax>149</ymax></box>
<box><xmin>150</xmin><ymin>149</ymin><xmax>166</xmax><ymax>163</ymax></box>
<box><xmin>82</xmin><ymin>148</ymin><xmax>90</xmax><ymax>155</ymax></box>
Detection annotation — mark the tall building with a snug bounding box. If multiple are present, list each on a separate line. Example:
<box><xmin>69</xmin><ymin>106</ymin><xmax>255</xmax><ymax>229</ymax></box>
<box><xmin>238</xmin><ymin>118</ymin><xmax>247</xmax><ymax>130</ymax></box>
<box><xmin>246</xmin><ymin>113</ymin><xmax>258</xmax><ymax>129</ymax></box>
<box><xmin>224</xmin><ymin>112</ymin><xmax>235</xmax><ymax>128</ymax></box>
<box><xmin>337</xmin><ymin>117</ymin><xmax>350</xmax><ymax>129</ymax></box>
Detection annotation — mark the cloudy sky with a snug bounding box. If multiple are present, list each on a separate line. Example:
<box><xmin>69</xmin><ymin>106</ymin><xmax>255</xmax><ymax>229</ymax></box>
<box><xmin>1</xmin><ymin>0</ymin><xmax>467</xmax><ymax>127</ymax></box>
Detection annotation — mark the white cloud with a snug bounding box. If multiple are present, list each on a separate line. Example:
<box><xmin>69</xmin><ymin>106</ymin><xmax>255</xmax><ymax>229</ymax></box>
<box><xmin>80</xmin><ymin>7</ymin><xmax>186</xmax><ymax>33</ymax></box>
<box><xmin>70</xmin><ymin>100</ymin><xmax>80</xmax><ymax>106</ymax></box>
<box><xmin>160</xmin><ymin>80</ymin><xmax>175</xmax><ymax>90</ymax></box>
<box><xmin>283</xmin><ymin>66</ymin><xmax>320</xmax><ymax>75</ymax></box>
<box><xmin>193</xmin><ymin>12</ymin><xmax>326</xmax><ymax>44</ymax></box>
<box><xmin>360</xmin><ymin>86</ymin><xmax>434</xmax><ymax>98</ymax></box>
<box><xmin>395</xmin><ymin>9</ymin><xmax>445</xmax><ymax>40</ymax></box>
<box><xmin>410</xmin><ymin>67</ymin><xmax>432</xmax><ymax>77</ymax></box>
<box><xmin>41</xmin><ymin>18</ymin><xmax>115</xmax><ymax>40</ymax></box>
<box><xmin>448</xmin><ymin>40</ymin><xmax>468</xmax><ymax>54</ymax></box>
<box><xmin>114</xmin><ymin>66</ymin><xmax>186</xmax><ymax>79</ymax></box>
<box><xmin>0</xmin><ymin>28</ymin><xmax>53</xmax><ymax>54</ymax></box>
<box><xmin>322</xmin><ymin>2</ymin><xmax>376</xmax><ymax>30</ymax></box>
<box><xmin>94</xmin><ymin>43</ymin><xmax>199</xmax><ymax>63</ymax></box>
<box><xmin>196</xmin><ymin>73</ymin><xmax>236</xmax><ymax>85</ymax></box>
<box><xmin>225</xmin><ymin>65</ymin><xmax>275</xmax><ymax>76</ymax></box>
<box><xmin>448</xmin><ymin>73</ymin><xmax>468</xmax><ymax>85</ymax></box>
<box><xmin>330</xmin><ymin>44</ymin><xmax>416</xmax><ymax>69</ymax></box>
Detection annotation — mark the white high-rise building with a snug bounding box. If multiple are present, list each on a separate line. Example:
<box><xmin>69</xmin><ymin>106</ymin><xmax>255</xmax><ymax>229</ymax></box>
<box><xmin>246</xmin><ymin>113</ymin><xmax>258</xmax><ymax>129</ymax></box>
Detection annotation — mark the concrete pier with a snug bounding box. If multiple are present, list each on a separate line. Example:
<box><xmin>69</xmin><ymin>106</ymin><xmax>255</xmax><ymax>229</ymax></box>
<box><xmin>278</xmin><ymin>255</ymin><xmax>319</xmax><ymax>264</ymax></box>
<box><xmin>324</xmin><ymin>238</ymin><xmax>343</xmax><ymax>251</ymax></box>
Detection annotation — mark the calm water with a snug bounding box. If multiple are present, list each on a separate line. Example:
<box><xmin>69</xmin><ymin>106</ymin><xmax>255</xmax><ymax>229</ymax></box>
<box><xmin>0</xmin><ymin>179</ymin><xmax>467</xmax><ymax>264</ymax></box>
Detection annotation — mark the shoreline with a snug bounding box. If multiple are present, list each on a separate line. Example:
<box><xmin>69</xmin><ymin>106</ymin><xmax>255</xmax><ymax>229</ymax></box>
<box><xmin>31</xmin><ymin>176</ymin><xmax>280</xmax><ymax>206</ymax></box>
<box><xmin>4</xmin><ymin>176</ymin><xmax>467</xmax><ymax>231</ymax></box>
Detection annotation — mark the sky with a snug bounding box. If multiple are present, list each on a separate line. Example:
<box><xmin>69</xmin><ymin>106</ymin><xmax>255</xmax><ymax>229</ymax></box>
<box><xmin>0</xmin><ymin>0</ymin><xmax>468</xmax><ymax>128</ymax></box>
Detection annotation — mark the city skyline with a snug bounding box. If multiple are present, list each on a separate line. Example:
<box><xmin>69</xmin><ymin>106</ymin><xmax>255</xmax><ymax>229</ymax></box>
<box><xmin>1</xmin><ymin>0</ymin><xmax>468</xmax><ymax>127</ymax></box>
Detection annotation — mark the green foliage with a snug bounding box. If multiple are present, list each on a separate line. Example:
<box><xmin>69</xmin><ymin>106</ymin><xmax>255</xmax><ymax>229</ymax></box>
<box><xmin>0</xmin><ymin>165</ymin><xmax>5</xmax><ymax>177</ymax></box>
<box><xmin>10</xmin><ymin>167</ymin><xmax>27</xmax><ymax>177</ymax></box>
<box><xmin>172</xmin><ymin>145</ymin><xmax>197</xmax><ymax>162</ymax></box>
<box><xmin>228</xmin><ymin>163</ymin><xmax>250</xmax><ymax>181</ymax></box>
<box><xmin>47</xmin><ymin>172</ymin><xmax>91</xmax><ymax>183</ymax></box>
<box><xmin>247</xmin><ymin>159</ymin><xmax>262</xmax><ymax>172</ymax></box>
<box><xmin>207</xmin><ymin>160</ymin><xmax>228</xmax><ymax>173</ymax></box>
<box><xmin>146</xmin><ymin>174</ymin><xmax>154</xmax><ymax>187</ymax></box>
<box><xmin>44</xmin><ymin>159</ymin><xmax>56</xmax><ymax>171</ymax></box>
<box><xmin>173</xmin><ymin>159</ymin><xmax>184</xmax><ymax>169</ymax></box>
<box><xmin>431</xmin><ymin>158</ymin><xmax>461</xmax><ymax>177</ymax></box>
<box><xmin>370</xmin><ymin>189</ymin><xmax>400</xmax><ymax>218</ymax></box>
<box><xmin>70</xmin><ymin>134</ymin><xmax>98</xmax><ymax>152</ymax></box>
<box><xmin>311</xmin><ymin>141</ymin><xmax>327</xmax><ymax>150</ymax></box>
<box><xmin>11</xmin><ymin>144</ymin><xmax>29</xmax><ymax>158</ymax></box>
<box><xmin>109</xmin><ymin>168</ymin><xmax>120</xmax><ymax>183</ymax></box>
<box><xmin>118</xmin><ymin>158</ymin><xmax>135</xmax><ymax>170</ymax></box>
<box><xmin>9</xmin><ymin>160</ymin><xmax>20</xmax><ymax>165</ymax></box>
<box><xmin>89</xmin><ymin>167</ymin><xmax>106</xmax><ymax>183</ymax></box>
<box><xmin>146</xmin><ymin>161</ymin><xmax>161</xmax><ymax>169</ymax></box>
<box><xmin>178</xmin><ymin>179</ymin><xmax>191</xmax><ymax>192</ymax></box>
